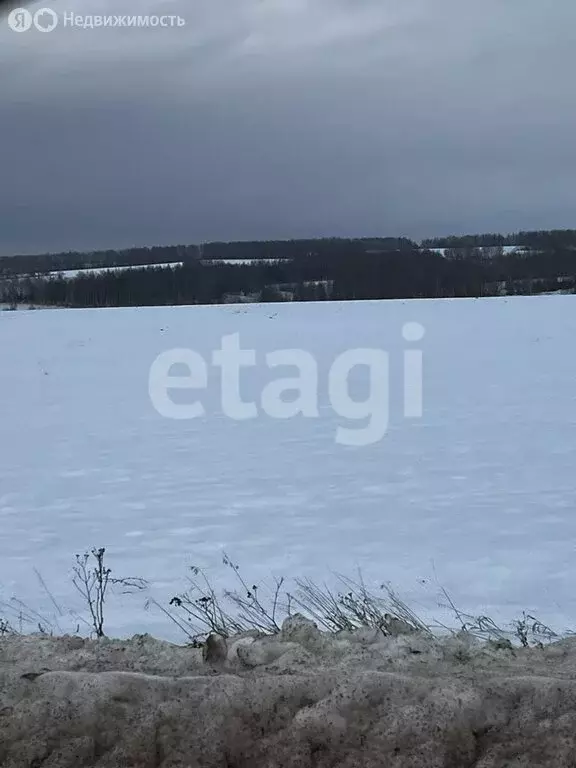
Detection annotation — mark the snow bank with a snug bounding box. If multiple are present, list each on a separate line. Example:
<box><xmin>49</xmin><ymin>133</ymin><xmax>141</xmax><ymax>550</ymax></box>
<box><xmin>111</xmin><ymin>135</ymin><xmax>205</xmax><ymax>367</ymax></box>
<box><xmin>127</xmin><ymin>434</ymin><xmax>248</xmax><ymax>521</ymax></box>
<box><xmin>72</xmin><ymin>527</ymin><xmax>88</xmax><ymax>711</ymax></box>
<box><xmin>2</xmin><ymin>616</ymin><xmax>576</xmax><ymax>767</ymax></box>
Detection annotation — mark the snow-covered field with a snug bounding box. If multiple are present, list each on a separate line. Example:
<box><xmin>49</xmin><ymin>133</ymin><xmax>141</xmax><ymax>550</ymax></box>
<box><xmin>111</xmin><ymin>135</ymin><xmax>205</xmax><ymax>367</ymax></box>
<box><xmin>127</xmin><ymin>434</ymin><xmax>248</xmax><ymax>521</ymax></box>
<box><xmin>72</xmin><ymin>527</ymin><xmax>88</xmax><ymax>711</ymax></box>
<box><xmin>422</xmin><ymin>245</ymin><xmax>531</xmax><ymax>257</ymax></box>
<box><xmin>37</xmin><ymin>261</ymin><xmax>185</xmax><ymax>280</ymax></box>
<box><xmin>200</xmin><ymin>258</ymin><xmax>287</xmax><ymax>265</ymax></box>
<box><xmin>1</xmin><ymin>296</ymin><xmax>575</xmax><ymax>639</ymax></box>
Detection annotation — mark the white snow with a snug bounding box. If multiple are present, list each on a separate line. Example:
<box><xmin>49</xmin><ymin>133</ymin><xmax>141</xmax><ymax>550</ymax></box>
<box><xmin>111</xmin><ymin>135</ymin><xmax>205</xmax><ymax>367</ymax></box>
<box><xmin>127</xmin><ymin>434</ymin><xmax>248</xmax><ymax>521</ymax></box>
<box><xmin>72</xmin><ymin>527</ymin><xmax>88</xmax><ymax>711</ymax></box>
<box><xmin>23</xmin><ymin>262</ymin><xmax>184</xmax><ymax>280</ymax></box>
<box><xmin>422</xmin><ymin>245</ymin><xmax>529</xmax><ymax>256</ymax></box>
<box><xmin>1</xmin><ymin>296</ymin><xmax>576</xmax><ymax>639</ymax></box>
<box><xmin>200</xmin><ymin>258</ymin><xmax>287</xmax><ymax>265</ymax></box>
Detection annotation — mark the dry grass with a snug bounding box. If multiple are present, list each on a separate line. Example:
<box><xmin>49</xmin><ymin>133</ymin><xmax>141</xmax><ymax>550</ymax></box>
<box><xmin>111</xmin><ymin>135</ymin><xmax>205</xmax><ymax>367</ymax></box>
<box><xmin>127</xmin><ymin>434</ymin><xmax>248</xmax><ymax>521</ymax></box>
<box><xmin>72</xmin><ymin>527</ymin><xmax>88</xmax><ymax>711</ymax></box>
<box><xmin>1</xmin><ymin>549</ymin><xmax>565</xmax><ymax>649</ymax></box>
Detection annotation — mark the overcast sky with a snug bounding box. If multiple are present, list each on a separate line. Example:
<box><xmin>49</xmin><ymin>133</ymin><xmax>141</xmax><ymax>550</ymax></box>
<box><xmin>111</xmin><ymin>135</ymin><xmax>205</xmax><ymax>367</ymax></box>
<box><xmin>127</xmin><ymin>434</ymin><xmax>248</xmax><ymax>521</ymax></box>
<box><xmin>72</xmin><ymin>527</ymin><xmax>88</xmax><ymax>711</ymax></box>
<box><xmin>1</xmin><ymin>0</ymin><xmax>576</xmax><ymax>255</ymax></box>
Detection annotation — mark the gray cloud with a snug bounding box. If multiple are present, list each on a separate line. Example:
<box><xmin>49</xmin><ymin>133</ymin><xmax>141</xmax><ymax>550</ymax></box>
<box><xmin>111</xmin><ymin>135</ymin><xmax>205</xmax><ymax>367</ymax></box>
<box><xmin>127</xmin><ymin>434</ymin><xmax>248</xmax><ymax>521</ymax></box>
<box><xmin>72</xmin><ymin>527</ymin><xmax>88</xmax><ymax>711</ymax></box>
<box><xmin>1</xmin><ymin>0</ymin><xmax>576</xmax><ymax>254</ymax></box>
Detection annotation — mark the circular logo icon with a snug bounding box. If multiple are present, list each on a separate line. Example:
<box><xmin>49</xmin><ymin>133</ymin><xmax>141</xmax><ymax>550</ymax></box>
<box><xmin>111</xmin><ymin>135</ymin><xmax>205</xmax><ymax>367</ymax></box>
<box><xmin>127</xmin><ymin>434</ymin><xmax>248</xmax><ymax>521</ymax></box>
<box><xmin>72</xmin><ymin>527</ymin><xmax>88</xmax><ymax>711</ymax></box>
<box><xmin>7</xmin><ymin>8</ymin><xmax>33</xmax><ymax>32</ymax></box>
<box><xmin>33</xmin><ymin>8</ymin><xmax>58</xmax><ymax>32</ymax></box>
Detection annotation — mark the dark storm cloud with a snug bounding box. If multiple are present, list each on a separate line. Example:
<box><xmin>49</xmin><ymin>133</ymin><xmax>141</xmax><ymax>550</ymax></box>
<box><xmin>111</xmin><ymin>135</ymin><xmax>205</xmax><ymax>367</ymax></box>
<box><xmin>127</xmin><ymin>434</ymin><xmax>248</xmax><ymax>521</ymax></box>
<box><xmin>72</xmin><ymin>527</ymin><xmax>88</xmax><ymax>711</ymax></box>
<box><xmin>1</xmin><ymin>0</ymin><xmax>576</xmax><ymax>255</ymax></box>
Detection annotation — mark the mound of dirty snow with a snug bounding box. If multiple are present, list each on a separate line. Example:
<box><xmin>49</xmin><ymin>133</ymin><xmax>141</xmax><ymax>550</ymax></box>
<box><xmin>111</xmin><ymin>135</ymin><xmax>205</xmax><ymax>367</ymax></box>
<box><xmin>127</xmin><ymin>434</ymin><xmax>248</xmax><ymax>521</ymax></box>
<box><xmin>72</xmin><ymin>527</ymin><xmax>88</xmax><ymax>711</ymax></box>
<box><xmin>2</xmin><ymin>616</ymin><xmax>576</xmax><ymax>767</ymax></box>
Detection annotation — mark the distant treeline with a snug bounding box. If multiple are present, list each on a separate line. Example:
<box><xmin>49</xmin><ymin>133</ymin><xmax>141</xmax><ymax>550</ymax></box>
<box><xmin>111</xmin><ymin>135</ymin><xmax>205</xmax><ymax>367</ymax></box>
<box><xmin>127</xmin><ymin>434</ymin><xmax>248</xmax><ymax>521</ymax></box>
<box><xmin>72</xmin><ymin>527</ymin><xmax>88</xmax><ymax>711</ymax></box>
<box><xmin>0</xmin><ymin>238</ymin><xmax>416</xmax><ymax>277</ymax></box>
<box><xmin>3</xmin><ymin>230</ymin><xmax>576</xmax><ymax>277</ymax></box>
<box><xmin>1</xmin><ymin>231</ymin><xmax>575</xmax><ymax>308</ymax></box>
<box><xmin>421</xmin><ymin>229</ymin><xmax>576</xmax><ymax>249</ymax></box>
